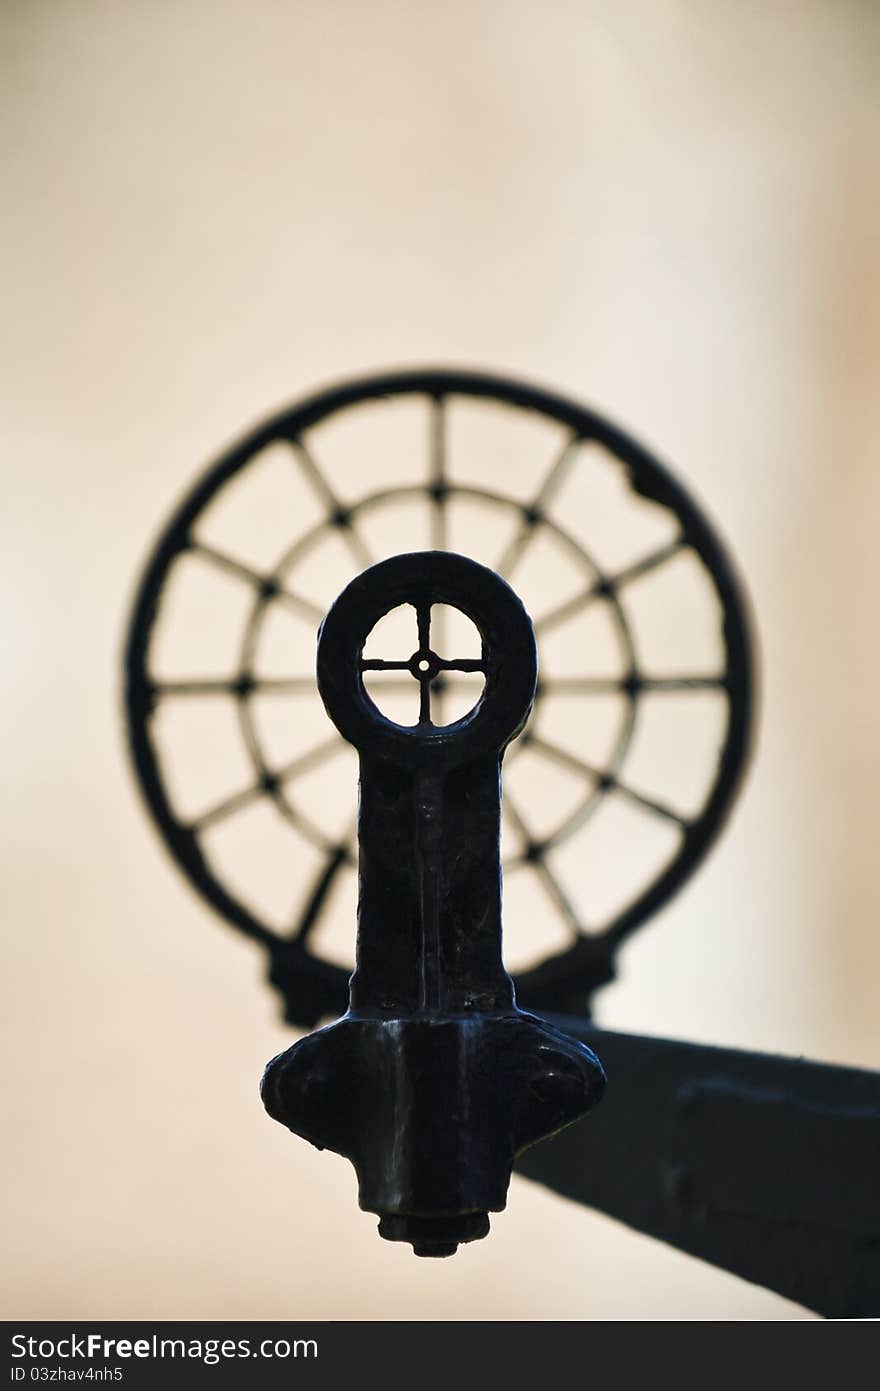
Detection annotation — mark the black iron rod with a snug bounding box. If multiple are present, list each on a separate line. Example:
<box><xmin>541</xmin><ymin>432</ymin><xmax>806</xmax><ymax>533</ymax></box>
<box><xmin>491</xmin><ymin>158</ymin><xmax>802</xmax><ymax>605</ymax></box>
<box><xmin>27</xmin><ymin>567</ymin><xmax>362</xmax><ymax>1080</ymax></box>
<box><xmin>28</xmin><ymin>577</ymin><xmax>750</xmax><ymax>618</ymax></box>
<box><xmin>517</xmin><ymin>1020</ymin><xmax>880</xmax><ymax>1319</ymax></box>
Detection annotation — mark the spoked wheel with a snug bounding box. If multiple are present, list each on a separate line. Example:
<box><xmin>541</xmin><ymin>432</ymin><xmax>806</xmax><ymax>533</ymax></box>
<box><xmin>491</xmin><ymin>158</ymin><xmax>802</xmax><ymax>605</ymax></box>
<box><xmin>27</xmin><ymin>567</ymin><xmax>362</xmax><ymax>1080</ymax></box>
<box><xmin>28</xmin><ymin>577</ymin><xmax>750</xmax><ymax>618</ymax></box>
<box><xmin>125</xmin><ymin>369</ymin><xmax>754</xmax><ymax>1026</ymax></box>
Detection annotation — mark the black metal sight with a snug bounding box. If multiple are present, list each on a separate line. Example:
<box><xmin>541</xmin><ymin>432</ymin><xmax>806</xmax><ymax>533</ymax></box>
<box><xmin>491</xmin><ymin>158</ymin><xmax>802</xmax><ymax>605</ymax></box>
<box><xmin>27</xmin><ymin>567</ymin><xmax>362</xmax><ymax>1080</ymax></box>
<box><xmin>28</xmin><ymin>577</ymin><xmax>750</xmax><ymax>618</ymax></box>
<box><xmin>260</xmin><ymin>552</ymin><xmax>605</xmax><ymax>1255</ymax></box>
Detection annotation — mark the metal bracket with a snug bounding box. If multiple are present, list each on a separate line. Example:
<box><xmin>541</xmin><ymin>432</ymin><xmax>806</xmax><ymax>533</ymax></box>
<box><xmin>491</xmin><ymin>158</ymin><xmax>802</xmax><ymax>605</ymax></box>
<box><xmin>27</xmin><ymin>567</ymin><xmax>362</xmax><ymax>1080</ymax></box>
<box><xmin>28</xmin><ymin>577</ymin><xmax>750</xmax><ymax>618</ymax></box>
<box><xmin>261</xmin><ymin>552</ymin><xmax>605</xmax><ymax>1255</ymax></box>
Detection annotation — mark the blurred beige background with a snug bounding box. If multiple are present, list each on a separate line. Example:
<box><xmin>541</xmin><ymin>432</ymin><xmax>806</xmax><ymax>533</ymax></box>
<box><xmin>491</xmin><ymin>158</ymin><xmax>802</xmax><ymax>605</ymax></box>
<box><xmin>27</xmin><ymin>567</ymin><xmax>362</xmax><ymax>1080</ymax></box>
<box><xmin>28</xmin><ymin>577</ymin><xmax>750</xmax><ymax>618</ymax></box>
<box><xmin>3</xmin><ymin>0</ymin><xmax>879</xmax><ymax>1320</ymax></box>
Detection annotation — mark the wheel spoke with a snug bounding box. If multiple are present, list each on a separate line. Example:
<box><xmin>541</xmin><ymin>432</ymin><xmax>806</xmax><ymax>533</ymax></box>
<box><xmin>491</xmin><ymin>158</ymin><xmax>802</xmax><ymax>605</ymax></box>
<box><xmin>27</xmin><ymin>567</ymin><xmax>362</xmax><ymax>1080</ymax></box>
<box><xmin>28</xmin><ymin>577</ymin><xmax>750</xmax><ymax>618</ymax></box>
<box><xmin>250</xmin><ymin>677</ymin><xmax>320</xmax><ymax>693</ymax></box>
<box><xmin>532</xmin><ymin>858</ymin><xmax>590</xmax><ymax>938</ymax></box>
<box><xmin>612</xmin><ymin>537</ymin><xmax>686</xmax><ymax>587</ymax></box>
<box><xmin>338</xmin><ymin>521</ymin><xmax>374</xmax><ymax>570</ymax></box>
<box><xmin>291</xmin><ymin>844</ymin><xmax>350</xmax><ymax>941</ymax></box>
<box><xmin>539</xmin><ymin>674</ymin><xmax>726</xmax><ymax>695</ymax></box>
<box><xmin>152</xmin><ymin>678</ymin><xmax>237</xmax><ymax>696</ymax></box>
<box><xmin>191</xmin><ymin>542</ymin><xmax>325</xmax><ymax>622</ymax></box>
<box><xmin>275</xmin><ymin>735</ymin><xmax>344</xmax><ymax>783</ymax></box>
<box><xmin>522</xmin><ymin>733</ymin><xmax>597</xmax><ymax>784</ymax></box>
<box><xmin>361</xmin><ymin>659</ymin><xmax>412</xmax><ymax>671</ymax></box>
<box><xmin>151</xmin><ymin>676</ymin><xmax>320</xmax><ymax>697</ymax></box>
<box><xmin>610</xmin><ymin>781</ymin><xmax>690</xmax><ymax>828</ymax></box>
<box><xmin>190</xmin><ymin>780</ymin><xmax>265</xmax><ymax>832</ymax></box>
<box><xmin>290</xmin><ymin>437</ymin><xmax>374</xmax><ymax>570</ymax></box>
<box><xmin>504</xmin><ymin>788</ymin><xmax>589</xmax><ymax>937</ymax></box>
<box><xmin>534</xmin><ymin>584</ymin><xmax>602</xmax><ymax>635</ymax></box>
<box><xmin>538</xmin><ymin>676</ymin><xmax>625</xmax><ymax>694</ymax></box>
<box><xmin>494</xmin><ymin>435</ymin><xmax>579</xmax><ymax>580</ymax></box>
<box><xmin>533</xmin><ymin>539</ymin><xmax>689</xmax><ymax>636</ymax></box>
<box><xmin>526</xmin><ymin>734</ymin><xmax>689</xmax><ymax>828</ymax></box>
<box><xmin>533</xmin><ymin>434</ymin><xmax>580</xmax><ymax>508</ymax></box>
<box><xmin>289</xmin><ymin>436</ymin><xmax>340</xmax><ymax>511</ymax></box>
<box><xmin>429</xmin><ymin>396</ymin><xmax>448</xmax><ymax>551</ymax></box>
<box><xmin>272</xmin><ymin>588</ymin><xmax>330</xmax><ymax>624</ymax></box>
<box><xmin>190</xmin><ymin>542</ymin><xmax>266</xmax><ymax>586</ymax></box>
<box><xmin>189</xmin><ymin>734</ymin><xmax>343</xmax><ymax>835</ymax></box>
<box><xmin>642</xmin><ymin>675</ymin><xmax>727</xmax><ymax>692</ymax></box>
<box><xmin>494</xmin><ymin>523</ymin><xmax>538</xmax><ymax>583</ymax></box>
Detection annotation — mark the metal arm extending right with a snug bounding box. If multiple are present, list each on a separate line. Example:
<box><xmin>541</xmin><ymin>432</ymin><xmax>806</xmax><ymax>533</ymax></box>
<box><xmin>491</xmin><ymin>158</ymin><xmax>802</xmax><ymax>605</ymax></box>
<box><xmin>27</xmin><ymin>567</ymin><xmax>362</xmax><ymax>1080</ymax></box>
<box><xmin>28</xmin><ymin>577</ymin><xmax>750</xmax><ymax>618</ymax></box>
<box><xmin>518</xmin><ymin>1020</ymin><xmax>880</xmax><ymax>1318</ymax></box>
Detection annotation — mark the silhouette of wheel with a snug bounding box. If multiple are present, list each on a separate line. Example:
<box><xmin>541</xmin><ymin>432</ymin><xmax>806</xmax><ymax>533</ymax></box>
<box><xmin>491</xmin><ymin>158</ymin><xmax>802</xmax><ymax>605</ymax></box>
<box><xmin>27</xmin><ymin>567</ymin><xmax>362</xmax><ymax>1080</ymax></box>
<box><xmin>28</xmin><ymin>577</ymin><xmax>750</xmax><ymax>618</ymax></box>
<box><xmin>125</xmin><ymin>368</ymin><xmax>754</xmax><ymax>1026</ymax></box>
